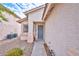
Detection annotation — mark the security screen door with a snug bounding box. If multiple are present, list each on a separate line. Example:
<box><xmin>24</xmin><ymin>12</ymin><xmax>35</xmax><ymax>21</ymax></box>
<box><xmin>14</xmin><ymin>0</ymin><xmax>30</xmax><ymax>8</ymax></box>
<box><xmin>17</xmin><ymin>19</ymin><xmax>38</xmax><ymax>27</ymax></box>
<box><xmin>38</xmin><ymin>25</ymin><xmax>44</xmax><ymax>40</ymax></box>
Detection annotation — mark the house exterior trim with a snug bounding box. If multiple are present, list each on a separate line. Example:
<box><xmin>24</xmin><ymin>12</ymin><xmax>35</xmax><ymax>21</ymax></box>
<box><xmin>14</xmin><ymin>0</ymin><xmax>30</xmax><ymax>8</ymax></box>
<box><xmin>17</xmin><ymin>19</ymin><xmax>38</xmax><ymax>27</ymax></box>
<box><xmin>24</xmin><ymin>4</ymin><xmax>45</xmax><ymax>15</ymax></box>
<box><xmin>42</xmin><ymin>3</ymin><xmax>55</xmax><ymax>20</ymax></box>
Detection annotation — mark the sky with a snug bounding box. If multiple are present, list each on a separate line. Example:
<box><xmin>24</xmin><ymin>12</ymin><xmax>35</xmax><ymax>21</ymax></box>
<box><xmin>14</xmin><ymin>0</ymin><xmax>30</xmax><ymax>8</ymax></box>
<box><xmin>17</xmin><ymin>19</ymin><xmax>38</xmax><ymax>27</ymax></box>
<box><xmin>2</xmin><ymin>3</ymin><xmax>44</xmax><ymax>19</ymax></box>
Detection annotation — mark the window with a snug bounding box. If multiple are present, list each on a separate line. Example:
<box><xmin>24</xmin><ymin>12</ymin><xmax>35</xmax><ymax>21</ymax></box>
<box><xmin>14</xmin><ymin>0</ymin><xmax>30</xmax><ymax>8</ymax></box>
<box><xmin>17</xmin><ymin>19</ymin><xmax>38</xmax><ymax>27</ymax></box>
<box><xmin>23</xmin><ymin>24</ymin><xmax>28</xmax><ymax>32</ymax></box>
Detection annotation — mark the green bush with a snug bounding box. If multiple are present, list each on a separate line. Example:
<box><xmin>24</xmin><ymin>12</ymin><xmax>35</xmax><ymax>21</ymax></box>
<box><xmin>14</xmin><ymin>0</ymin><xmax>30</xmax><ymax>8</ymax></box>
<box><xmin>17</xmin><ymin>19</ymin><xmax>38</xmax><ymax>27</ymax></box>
<box><xmin>5</xmin><ymin>48</ymin><xmax>23</xmax><ymax>56</ymax></box>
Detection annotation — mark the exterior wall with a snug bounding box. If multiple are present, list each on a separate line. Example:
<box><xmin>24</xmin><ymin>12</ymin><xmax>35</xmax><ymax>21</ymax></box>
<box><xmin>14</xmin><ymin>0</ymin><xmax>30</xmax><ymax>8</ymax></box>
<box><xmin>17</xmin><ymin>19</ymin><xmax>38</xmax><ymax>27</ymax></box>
<box><xmin>26</xmin><ymin>8</ymin><xmax>44</xmax><ymax>43</ymax></box>
<box><xmin>29</xmin><ymin>8</ymin><xmax>44</xmax><ymax>22</ymax></box>
<box><xmin>20</xmin><ymin>21</ymin><xmax>28</xmax><ymax>40</ymax></box>
<box><xmin>0</xmin><ymin>12</ymin><xmax>21</xmax><ymax>40</ymax></box>
<box><xmin>28</xmin><ymin>20</ymin><xmax>34</xmax><ymax>43</ymax></box>
<box><xmin>21</xmin><ymin>21</ymin><xmax>28</xmax><ymax>33</ymax></box>
<box><xmin>45</xmin><ymin>4</ymin><xmax>79</xmax><ymax>56</ymax></box>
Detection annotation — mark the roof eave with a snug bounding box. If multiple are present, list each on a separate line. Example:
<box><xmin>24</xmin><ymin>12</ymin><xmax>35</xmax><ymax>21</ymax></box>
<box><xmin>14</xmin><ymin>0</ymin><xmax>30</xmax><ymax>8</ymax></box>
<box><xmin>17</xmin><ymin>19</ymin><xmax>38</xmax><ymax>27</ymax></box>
<box><xmin>42</xmin><ymin>3</ymin><xmax>55</xmax><ymax>20</ymax></box>
<box><xmin>23</xmin><ymin>4</ymin><xmax>45</xmax><ymax>15</ymax></box>
<box><xmin>16</xmin><ymin>17</ymin><xmax>27</xmax><ymax>23</ymax></box>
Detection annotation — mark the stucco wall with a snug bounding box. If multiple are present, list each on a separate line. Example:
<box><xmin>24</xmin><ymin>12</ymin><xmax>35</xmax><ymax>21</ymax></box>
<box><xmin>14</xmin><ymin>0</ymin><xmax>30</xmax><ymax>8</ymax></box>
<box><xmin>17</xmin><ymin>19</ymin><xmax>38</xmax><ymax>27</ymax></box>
<box><xmin>0</xmin><ymin>12</ymin><xmax>21</xmax><ymax>40</ymax></box>
<box><xmin>28</xmin><ymin>8</ymin><xmax>44</xmax><ymax>22</ymax></box>
<box><xmin>26</xmin><ymin>8</ymin><xmax>44</xmax><ymax>43</ymax></box>
<box><xmin>45</xmin><ymin>4</ymin><xmax>79</xmax><ymax>56</ymax></box>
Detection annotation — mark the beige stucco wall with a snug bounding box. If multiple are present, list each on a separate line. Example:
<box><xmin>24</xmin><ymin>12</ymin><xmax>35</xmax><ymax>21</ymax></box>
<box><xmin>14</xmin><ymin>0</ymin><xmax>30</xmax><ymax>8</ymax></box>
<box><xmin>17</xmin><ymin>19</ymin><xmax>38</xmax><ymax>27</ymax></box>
<box><xmin>0</xmin><ymin>12</ymin><xmax>21</xmax><ymax>40</ymax></box>
<box><xmin>45</xmin><ymin>4</ymin><xmax>79</xmax><ymax>56</ymax></box>
<box><xmin>25</xmin><ymin>8</ymin><xmax>44</xmax><ymax>43</ymax></box>
<box><xmin>29</xmin><ymin>7</ymin><xmax>44</xmax><ymax>22</ymax></box>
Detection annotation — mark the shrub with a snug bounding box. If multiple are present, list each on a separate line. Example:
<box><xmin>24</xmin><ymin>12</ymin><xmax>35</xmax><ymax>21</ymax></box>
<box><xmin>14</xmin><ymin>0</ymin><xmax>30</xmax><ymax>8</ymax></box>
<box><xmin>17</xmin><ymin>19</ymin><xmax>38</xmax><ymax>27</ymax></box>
<box><xmin>5</xmin><ymin>48</ymin><xmax>23</xmax><ymax>56</ymax></box>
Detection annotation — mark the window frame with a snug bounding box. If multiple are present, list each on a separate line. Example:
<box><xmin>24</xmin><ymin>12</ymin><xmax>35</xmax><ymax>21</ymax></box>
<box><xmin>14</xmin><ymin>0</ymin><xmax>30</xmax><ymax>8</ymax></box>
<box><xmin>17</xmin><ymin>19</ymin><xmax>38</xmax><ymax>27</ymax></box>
<box><xmin>22</xmin><ymin>23</ymin><xmax>28</xmax><ymax>33</ymax></box>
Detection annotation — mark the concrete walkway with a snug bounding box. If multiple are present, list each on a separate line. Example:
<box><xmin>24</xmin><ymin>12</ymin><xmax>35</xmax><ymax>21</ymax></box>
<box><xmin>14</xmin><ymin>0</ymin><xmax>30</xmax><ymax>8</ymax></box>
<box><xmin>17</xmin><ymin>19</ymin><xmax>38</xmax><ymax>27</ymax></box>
<box><xmin>31</xmin><ymin>41</ymin><xmax>47</xmax><ymax>56</ymax></box>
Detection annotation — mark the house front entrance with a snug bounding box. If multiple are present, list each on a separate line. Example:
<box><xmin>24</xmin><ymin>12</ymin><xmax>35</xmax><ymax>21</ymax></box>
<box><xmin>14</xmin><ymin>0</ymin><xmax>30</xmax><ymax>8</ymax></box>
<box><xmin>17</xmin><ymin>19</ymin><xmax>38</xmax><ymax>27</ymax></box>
<box><xmin>38</xmin><ymin>25</ymin><xmax>44</xmax><ymax>40</ymax></box>
<box><xmin>34</xmin><ymin>22</ymin><xmax>44</xmax><ymax>41</ymax></box>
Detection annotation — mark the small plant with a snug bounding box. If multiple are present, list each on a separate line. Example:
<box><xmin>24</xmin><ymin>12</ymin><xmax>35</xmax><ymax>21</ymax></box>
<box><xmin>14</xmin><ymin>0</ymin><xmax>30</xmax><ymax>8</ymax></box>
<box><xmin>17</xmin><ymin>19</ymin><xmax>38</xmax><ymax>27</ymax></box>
<box><xmin>5</xmin><ymin>48</ymin><xmax>23</xmax><ymax>56</ymax></box>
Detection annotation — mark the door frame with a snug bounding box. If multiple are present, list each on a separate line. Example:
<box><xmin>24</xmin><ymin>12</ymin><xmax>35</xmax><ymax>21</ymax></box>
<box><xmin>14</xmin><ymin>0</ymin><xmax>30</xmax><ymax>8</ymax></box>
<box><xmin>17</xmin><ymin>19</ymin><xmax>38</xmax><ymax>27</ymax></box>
<box><xmin>34</xmin><ymin>22</ymin><xmax>45</xmax><ymax>41</ymax></box>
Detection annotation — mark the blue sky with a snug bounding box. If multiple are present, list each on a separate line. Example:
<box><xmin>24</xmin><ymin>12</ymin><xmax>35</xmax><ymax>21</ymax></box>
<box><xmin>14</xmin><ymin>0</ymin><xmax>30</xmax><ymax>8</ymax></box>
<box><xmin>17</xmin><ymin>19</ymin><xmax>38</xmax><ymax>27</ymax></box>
<box><xmin>2</xmin><ymin>3</ymin><xmax>44</xmax><ymax>19</ymax></box>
